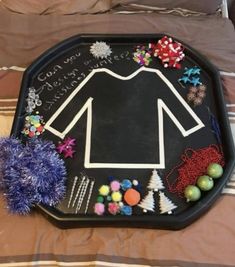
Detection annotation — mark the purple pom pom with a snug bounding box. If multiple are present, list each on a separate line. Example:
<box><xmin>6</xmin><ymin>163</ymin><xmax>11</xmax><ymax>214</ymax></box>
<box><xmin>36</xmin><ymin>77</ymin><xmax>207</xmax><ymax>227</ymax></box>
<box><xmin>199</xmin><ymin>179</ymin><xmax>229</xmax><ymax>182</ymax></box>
<box><xmin>0</xmin><ymin>137</ymin><xmax>67</xmax><ymax>214</ymax></box>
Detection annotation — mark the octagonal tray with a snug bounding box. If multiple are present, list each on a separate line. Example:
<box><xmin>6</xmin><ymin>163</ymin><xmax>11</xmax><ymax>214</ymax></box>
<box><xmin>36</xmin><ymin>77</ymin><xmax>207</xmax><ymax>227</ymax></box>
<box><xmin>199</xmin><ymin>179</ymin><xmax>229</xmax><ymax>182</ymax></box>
<box><xmin>11</xmin><ymin>34</ymin><xmax>235</xmax><ymax>230</ymax></box>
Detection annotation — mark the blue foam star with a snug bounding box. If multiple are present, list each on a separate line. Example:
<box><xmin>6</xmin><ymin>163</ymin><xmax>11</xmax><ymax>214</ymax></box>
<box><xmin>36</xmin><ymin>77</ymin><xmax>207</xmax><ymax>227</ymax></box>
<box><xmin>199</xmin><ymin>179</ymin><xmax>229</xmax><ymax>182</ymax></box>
<box><xmin>178</xmin><ymin>76</ymin><xmax>191</xmax><ymax>84</ymax></box>
<box><xmin>190</xmin><ymin>77</ymin><xmax>202</xmax><ymax>86</ymax></box>
<box><xmin>184</xmin><ymin>67</ymin><xmax>201</xmax><ymax>77</ymax></box>
<box><xmin>192</xmin><ymin>67</ymin><xmax>201</xmax><ymax>75</ymax></box>
<box><xmin>183</xmin><ymin>68</ymin><xmax>194</xmax><ymax>77</ymax></box>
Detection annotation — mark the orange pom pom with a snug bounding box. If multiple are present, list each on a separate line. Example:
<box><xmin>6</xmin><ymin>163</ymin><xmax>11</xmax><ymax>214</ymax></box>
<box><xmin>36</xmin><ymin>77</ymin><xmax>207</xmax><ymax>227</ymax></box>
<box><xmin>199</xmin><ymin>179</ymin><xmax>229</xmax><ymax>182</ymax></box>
<box><xmin>124</xmin><ymin>188</ymin><xmax>140</xmax><ymax>206</ymax></box>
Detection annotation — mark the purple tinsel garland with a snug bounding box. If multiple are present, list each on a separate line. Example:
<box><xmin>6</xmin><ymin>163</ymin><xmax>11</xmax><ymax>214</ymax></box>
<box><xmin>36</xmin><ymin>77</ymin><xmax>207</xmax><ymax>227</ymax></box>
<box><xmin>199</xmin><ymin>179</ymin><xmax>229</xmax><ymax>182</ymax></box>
<box><xmin>0</xmin><ymin>137</ymin><xmax>67</xmax><ymax>214</ymax></box>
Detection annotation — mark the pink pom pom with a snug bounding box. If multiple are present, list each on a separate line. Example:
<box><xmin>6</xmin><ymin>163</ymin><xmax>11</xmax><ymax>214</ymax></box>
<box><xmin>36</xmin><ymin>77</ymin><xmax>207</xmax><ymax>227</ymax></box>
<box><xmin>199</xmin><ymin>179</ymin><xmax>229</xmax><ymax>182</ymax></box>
<box><xmin>94</xmin><ymin>203</ymin><xmax>105</xmax><ymax>215</ymax></box>
<box><xmin>108</xmin><ymin>202</ymin><xmax>120</xmax><ymax>215</ymax></box>
<box><xmin>110</xmin><ymin>180</ymin><xmax>120</xmax><ymax>192</ymax></box>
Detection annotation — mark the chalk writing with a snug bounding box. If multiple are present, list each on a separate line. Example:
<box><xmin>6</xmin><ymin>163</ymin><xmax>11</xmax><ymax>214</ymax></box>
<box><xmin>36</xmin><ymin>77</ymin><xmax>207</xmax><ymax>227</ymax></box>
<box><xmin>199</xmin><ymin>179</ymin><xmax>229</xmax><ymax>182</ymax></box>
<box><xmin>37</xmin><ymin>65</ymin><xmax>63</xmax><ymax>82</ymax></box>
<box><xmin>63</xmin><ymin>52</ymin><xmax>82</xmax><ymax>65</ymax></box>
<box><xmin>36</xmin><ymin>50</ymin><xmax>131</xmax><ymax>112</ymax></box>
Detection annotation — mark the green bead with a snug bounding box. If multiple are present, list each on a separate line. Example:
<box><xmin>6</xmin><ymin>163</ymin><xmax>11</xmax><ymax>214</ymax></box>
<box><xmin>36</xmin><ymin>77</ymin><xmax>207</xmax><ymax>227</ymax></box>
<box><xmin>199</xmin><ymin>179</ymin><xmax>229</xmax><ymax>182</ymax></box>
<box><xmin>197</xmin><ymin>175</ymin><xmax>214</xmax><ymax>191</ymax></box>
<box><xmin>97</xmin><ymin>196</ymin><xmax>104</xmax><ymax>203</ymax></box>
<box><xmin>184</xmin><ymin>185</ymin><xmax>201</xmax><ymax>202</ymax></box>
<box><xmin>207</xmin><ymin>163</ymin><xmax>223</xmax><ymax>179</ymax></box>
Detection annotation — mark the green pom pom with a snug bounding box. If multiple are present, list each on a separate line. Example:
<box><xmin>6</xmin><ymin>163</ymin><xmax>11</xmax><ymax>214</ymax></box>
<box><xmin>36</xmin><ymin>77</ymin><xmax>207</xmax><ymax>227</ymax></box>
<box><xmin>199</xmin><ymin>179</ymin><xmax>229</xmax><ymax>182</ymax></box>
<box><xmin>97</xmin><ymin>196</ymin><xmax>104</xmax><ymax>203</ymax></box>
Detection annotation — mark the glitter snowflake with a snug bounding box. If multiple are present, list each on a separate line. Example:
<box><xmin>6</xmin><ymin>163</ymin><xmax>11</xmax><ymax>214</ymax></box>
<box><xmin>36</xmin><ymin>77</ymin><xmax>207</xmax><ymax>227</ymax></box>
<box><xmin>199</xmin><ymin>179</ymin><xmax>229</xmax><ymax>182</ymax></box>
<box><xmin>90</xmin><ymin>41</ymin><xmax>112</xmax><ymax>59</ymax></box>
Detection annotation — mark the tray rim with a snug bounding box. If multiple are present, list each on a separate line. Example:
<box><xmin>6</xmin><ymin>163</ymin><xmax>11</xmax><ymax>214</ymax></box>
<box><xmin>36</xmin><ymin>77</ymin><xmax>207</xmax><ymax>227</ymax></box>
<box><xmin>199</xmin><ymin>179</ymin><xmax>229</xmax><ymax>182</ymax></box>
<box><xmin>11</xmin><ymin>33</ymin><xmax>235</xmax><ymax>230</ymax></box>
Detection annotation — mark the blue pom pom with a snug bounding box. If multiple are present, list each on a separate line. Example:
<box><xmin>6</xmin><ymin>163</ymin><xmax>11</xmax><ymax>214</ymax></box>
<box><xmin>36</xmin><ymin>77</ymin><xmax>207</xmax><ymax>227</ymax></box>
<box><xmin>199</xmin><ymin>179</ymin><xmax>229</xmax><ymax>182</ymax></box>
<box><xmin>121</xmin><ymin>179</ymin><xmax>132</xmax><ymax>191</ymax></box>
<box><xmin>0</xmin><ymin>137</ymin><xmax>67</xmax><ymax>214</ymax></box>
<box><xmin>108</xmin><ymin>176</ymin><xmax>115</xmax><ymax>182</ymax></box>
<box><xmin>120</xmin><ymin>205</ymin><xmax>132</xmax><ymax>216</ymax></box>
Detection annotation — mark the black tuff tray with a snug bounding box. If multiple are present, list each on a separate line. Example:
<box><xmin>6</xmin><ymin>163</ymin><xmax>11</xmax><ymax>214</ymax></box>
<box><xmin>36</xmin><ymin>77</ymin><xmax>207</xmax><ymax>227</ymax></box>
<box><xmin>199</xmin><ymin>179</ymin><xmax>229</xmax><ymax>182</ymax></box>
<box><xmin>11</xmin><ymin>34</ymin><xmax>235</xmax><ymax>230</ymax></box>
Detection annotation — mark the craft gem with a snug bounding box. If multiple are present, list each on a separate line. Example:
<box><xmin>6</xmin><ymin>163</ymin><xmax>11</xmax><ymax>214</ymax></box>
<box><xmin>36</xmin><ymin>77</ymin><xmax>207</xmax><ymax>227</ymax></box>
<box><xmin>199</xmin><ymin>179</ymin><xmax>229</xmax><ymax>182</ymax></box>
<box><xmin>25</xmin><ymin>87</ymin><xmax>42</xmax><ymax>113</ymax></box>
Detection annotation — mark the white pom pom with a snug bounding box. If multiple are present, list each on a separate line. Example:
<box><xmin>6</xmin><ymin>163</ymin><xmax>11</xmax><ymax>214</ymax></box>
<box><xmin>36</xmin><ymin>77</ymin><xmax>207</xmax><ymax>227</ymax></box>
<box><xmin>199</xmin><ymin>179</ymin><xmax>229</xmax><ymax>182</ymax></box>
<box><xmin>119</xmin><ymin>201</ymin><xmax>124</xmax><ymax>207</ymax></box>
<box><xmin>132</xmin><ymin>180</ymin><xmax>138</xmax><ymax>186</ymax></box>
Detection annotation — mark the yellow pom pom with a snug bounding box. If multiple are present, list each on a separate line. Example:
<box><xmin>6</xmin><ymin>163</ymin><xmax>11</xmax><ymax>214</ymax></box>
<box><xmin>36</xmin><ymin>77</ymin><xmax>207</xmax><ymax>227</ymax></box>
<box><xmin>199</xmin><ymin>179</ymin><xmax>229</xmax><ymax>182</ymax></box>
<box><xmin>111</xmin><ymin>191</ymin><xmax>122</xmax><ymax>202</ymax></box>
<box><xmin>99</xmin><ymin>185</ymin><xmax>110</xmax><ymax>196</ymax></box>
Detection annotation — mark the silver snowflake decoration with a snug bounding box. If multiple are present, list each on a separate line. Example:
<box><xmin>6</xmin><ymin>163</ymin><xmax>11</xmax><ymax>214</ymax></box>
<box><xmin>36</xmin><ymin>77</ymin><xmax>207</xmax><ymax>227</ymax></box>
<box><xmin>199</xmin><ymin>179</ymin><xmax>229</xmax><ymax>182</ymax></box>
<box><xmin>90</xmin><ymin>41</ymin><xmax>112</xmax><ymax>59</ymax></box>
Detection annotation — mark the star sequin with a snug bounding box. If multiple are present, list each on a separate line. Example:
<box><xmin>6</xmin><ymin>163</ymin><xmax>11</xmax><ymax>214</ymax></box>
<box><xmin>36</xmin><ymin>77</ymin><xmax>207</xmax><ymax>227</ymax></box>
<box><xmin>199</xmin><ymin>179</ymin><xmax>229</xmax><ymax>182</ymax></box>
<box><xmin>56</xmin><ymin>137</ymin><xmax>76</xmax><ymax>158</ymax></box>
<box><xmin>64</xmin><ymin>148</ymin><xmax>76</xmax><ymax>158</ymax></box>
